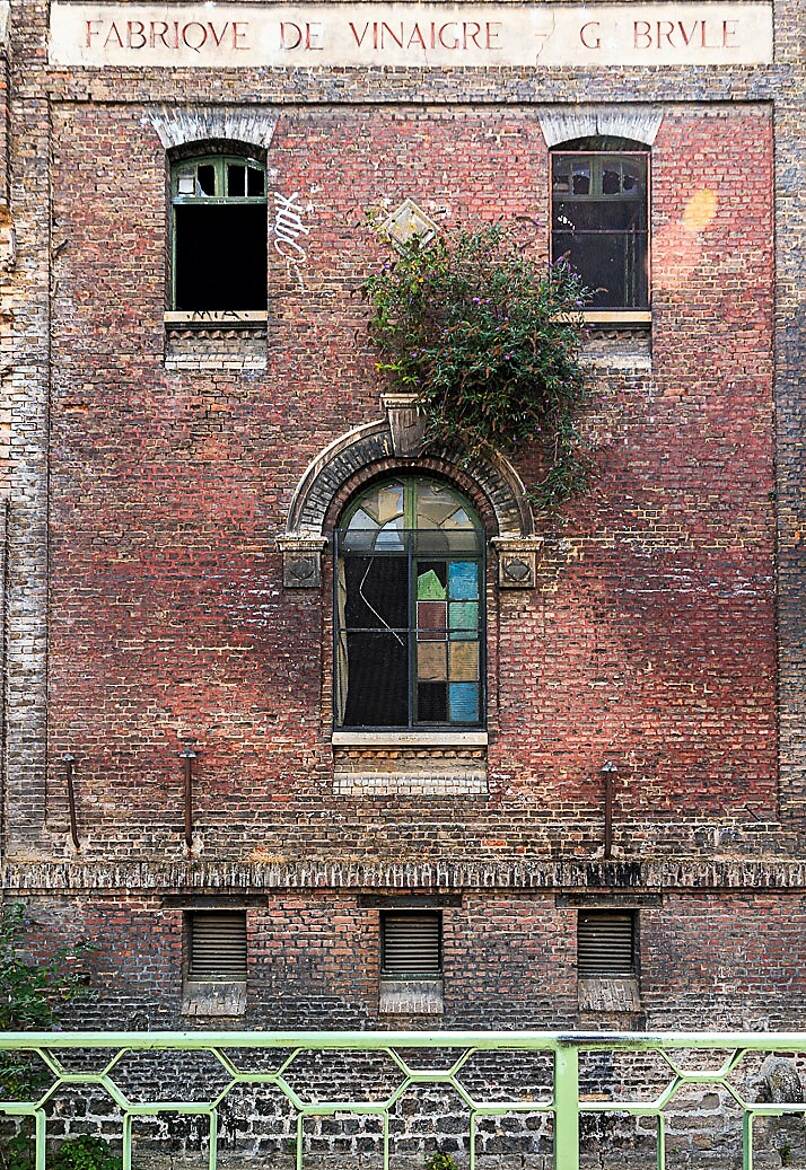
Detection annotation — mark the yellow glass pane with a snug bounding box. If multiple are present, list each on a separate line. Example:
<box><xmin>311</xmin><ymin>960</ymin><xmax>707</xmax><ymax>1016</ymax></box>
<box><xmin>449</xmin><ymin>641</ymin><xmax>479</xmax><ymax>682</ymax></box>
<box><xmin>418</xmin><ymin>643</ymin><xmax>447</xmax><ymax>682</ymax></box>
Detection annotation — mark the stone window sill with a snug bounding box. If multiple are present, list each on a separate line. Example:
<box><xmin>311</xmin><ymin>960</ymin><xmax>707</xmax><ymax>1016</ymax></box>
<box><xmin>579</xmin><ymin>309</ymin><xmax>651</xmax><ymax>326</ymax></box>
<box><xmin>578</xmin><ymin>976</ymin><xmax>641</xmax><ymax>1013</ymax></box>
<box><xmin>332</xmin><ymin>730</ymin><xmax>488</xmax><ymax>748</ymax></box>
<box><xmin>181</xmin><ymin>980</ymin><xmax>246</xmax><ymax>1018</ymax></box>
<box><xmin>165</xmin><ymin>310</ymin><xmax>267</xmax><ymax>331</ymax></box>
<box><xmin>379</xmin><ymin>978</ymin><xmax>444</xmax><ymax>1016</ymax></box>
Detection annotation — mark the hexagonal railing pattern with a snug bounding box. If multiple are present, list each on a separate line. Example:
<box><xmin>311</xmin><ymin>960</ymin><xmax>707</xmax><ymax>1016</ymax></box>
<box><xmin>0</xmin><ymin>1031</ymin><xmax>804</xmax><ymax>1170</ymax></box>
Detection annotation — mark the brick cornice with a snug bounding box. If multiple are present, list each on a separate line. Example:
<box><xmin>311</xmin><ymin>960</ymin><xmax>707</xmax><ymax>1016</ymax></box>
<box><xmin>2</xmin><ymin>859</ymin><xmax>804</xmax><ymax>895</ymax></box>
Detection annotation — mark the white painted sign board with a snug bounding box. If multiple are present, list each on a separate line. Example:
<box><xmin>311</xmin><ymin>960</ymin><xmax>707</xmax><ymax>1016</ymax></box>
<box><xmin>49</xmin><ymin>2</ymin><xmax>774</xmax><ymax>68</ymax></box>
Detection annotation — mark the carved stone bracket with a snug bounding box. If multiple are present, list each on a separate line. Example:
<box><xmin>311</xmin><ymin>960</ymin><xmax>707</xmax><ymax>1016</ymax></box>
<box><xmin>491</xmin><ymin>536</ymin><xmax>544</xmax><ymax>589</ymax></box>
<box><xmin>382</xmin><ymin>393</ymin><xmax>427</xmax><ymax>457</ymax></box>
<box><xmin>277</xmin><ymin>536</ymin><xmax>328</xmax><ymax>589</ymax></box>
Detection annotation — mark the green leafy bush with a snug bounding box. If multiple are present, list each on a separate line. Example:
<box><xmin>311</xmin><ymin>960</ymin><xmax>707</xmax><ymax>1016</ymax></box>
<box><xmin>0</xmin><ymin>904</ymin><xmax>113</xmax><ymax>1170</ymax></box>
<box><xmin>364</xmin><ymin>223</ymin><xmax>594</xmax><ymax>511</ymax></box>
<box><xmin>1</xmin><ymin>1135</ymin><xmax>122</xmax><ymax>1170</ymax></box>
<box><xmin>424</xmin><ymin>1152</ymin><xmax>459</xmax><ymax>1170</ymax></box>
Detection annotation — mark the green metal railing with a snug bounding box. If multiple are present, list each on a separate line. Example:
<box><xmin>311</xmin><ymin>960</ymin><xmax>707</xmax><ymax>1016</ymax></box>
<box><xmin>0</xmin><ymin>1031</ymin><xmax>804</xmax><ymax>1170</ymax></box>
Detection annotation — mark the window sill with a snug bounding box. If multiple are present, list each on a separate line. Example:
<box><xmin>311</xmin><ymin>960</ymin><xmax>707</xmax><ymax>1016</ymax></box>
<box><xmin>578</xmin><ymin>976</ymin><xmax>641</xmax><ymax>1013</ymax></box>
<box><xmin>580</xmin><ymin>309</ymin><xmax>651</xmax><ymax>325</ymax></box>
<box><xmin>181</xmin><ymin>980</ymin><xmax>246</xmax><ymax>1018</ymax></box>
<box><xmin>379</xmin><ymin>978</ymin><xmax>444</xmax><ymax>1016</ymax></box>
<box><xmin>332</xmin><ymin>730</ymin><xmax>488</xmax><ymax>748</ymax></box>
<box><xmin>165</xmin><ymin>310</ymin><xmax>267</xmax><ymax>329</ymax></box>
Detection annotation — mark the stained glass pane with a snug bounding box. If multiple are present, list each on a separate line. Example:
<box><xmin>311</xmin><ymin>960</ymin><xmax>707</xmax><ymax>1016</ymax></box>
<box><xmin>449</xmin><ymin>641</ymin><xmax>479</xmax><ymax>682</ymax></box>
<box><xmin>418</xmin><ymin>601</ymin><xmax>446</xmax><ymax>640</ymax></box>
<box><xmin>418</xmin><ymin>643</ymin><xmax>447</xmax><ymax>682</ymax></box>
<box><xmin>357</xmin><ymin>483</ymin><xmax>404</xmax><ymax>525</ymax></box>
<box><xmin>449</xmin><ymin>601</ymin><xmax>478</xmax><ymax>639</ymax></box>
<box><xmin>416</xmin><ymin>480</ymin><xmax>466</xmax><ymax>528</ymax></box>
<box><xmin>417</xmin><ymin>563</ymin><xmax>447</xmax><ymax>600</ymax></box>
<box><xmin>449</xmin><ymin>682</ymin><xmax>479</xmax><ymax>723</ymax></box>
<box><xmin>374</xmin><ymin>517</ymin><xmax>404</xmax><ymax>551</ymax></box>
<box><xmin>448</xmin><ymin>561</ymin><xmax>478</xmax><ymax>600</ymax></box>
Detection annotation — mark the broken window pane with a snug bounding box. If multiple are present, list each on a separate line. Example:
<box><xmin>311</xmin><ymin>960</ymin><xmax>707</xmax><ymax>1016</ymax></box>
<box><xmin>174</xmin><ymin>205</ymin><xmax>267</xmax><ymax>311</ymax></box>
<box><xmin>247</xmin><ymin>167</ymin><xmax>265</xmax><ymax>197</ymax></box>
<box><xmin>227</xmin><ymin>164</ymin><xmax>246</xmax><ymax>196</ymax></box>
<box><xmin>197</xmin><ymin>164</ymin><xmax>216</xmax><ymax>196</ymax></box>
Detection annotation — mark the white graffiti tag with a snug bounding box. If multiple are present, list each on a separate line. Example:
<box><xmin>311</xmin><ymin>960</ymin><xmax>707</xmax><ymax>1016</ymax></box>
<box><xmin>272</xmin><ymin>191</ymin><xmax>310</xmax><ymax>286</ymax></box>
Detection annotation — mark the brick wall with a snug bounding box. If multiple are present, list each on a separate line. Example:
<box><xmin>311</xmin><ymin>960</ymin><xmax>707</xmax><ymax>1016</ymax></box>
<box><xmin>33</xmin><ymin>103</ymin><xmax>781</xmax><ymax>862</ymax></box>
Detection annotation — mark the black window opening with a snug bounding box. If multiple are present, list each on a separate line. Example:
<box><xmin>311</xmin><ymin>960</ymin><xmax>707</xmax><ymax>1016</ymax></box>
<box><xmin>187</xmin><ymin>911</ymin><xmax>248</xmax><ymax>981</ymax></box>
<box><xmin>171</xmin><ymin>153</ymin><xmax>267</xmax><ymax>312</ymax></box>
<box><xmin>551</xmin><ymin>137</ymin><xmax>649</xmax><ymax>310</ymax></box>
<box><xmin>381</xmin><ymin>912</ymin><xmax>442</xmax><ymax>979</ymax></box>
<box><xmin>577</xmin><ymin>910</ymin><xmax>637</xmax><ymax>978</ymax></box>
<box><xmin>335</xmin><ymin>477</ymin><xmax>485</xmax><ymax>730</ymax></box>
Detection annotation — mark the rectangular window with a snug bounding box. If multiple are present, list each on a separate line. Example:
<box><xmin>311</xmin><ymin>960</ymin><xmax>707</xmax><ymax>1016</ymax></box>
<box><xmin>187</xmin><ymin>911</ymin><xmax>247</xmax><ymax>981</ymax></box>
<box><xmin>171</xmin><ymin>154</ymin><xmax>267</xmax><ymax>313</ymax></box>
<box><xmin>577</xmin><ymin>910</ymin><xmax>637</xmax><ymax>977</ymax></box>
<box><xmin>381</xmin><ymin>911</ymin><xmax>442</xmax><ymax>978</ymax></box>
<box><xmin>552</xmin><ymin>152</ymin><xmax>649</xmax><ymax>310</ymax></box>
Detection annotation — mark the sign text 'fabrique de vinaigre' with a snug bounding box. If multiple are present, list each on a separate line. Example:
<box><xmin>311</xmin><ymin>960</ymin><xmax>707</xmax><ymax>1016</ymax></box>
<box><xmin>49</xmin><ymin>2</ymin><xmax>774</xmax><ymax>68</ymax></box>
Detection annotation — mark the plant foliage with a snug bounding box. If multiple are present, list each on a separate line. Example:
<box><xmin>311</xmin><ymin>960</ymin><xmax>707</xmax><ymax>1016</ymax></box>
<box><xmin>0</xmin><ymin>903</ymin><xmax>108</xmax><ymax>1170</ymax></box>
<box><xmin>364</xmin><ymin>223</ymin><xmax>595</xmax><ymax>511</ymax></box>
<box><xmin>424</xmin><ymin>1152</ymin><xmax>459</xmax><ymax>1170</ymax></box>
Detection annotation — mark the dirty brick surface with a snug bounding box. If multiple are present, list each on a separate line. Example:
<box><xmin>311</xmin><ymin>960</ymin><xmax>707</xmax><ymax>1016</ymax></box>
<box><xmin>0</xmin><ymin>0</ymin><xmax>804</xmax><ymax>1163</ymax></box>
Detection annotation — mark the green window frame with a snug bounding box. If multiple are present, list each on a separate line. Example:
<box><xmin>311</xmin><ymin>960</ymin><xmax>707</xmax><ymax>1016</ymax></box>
<box><xmin>334</xmin><ymin>477</ymin><xmax>485</xmax><ymax>731</ymax></box>
<box><xmin>170</xmin><ymin>152</ymin><xmax>267</xmax><ymax>312</ymax></box>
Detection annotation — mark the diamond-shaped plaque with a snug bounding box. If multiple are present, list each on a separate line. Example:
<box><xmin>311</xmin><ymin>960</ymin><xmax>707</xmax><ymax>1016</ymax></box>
<box><xmin>381</xmin><ymin>198</ymin><xmax>439</xmax><ymax>251</ymax></box>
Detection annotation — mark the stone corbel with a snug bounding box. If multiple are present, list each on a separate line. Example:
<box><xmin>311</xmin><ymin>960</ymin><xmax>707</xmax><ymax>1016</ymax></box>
<box><xmin>277</xmin><ymin>535</ymin><xmax>328</xmax><ymax>589</ymax></box>
<box><xmin>382</xmin><ymin>393</ymin><xmax>427</xmax><ymax>457</ymax></box>
<box><xmin>490</xmin><ymin>536</ymin><xmax>544</xmax><ymax>589</ymax></box>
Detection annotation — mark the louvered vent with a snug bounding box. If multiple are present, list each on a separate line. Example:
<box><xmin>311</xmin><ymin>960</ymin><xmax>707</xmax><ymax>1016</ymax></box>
<box><xmin>578</xmin><ymin>911</ymin><xmax>636</xmax><ymax>977</ymax></box>
<box><xmin>381</xmin><ymin>912</ymin><xmax>441</xmax><ymax>977</ymax></box>
<box><xmin>188</xmin><ymin>912</ymin><xmax>247</xmax><ymax>980</ymax></box>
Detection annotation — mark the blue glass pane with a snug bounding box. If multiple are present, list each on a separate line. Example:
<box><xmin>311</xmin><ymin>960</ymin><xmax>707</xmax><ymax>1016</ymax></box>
<box><xmin>449</xmin><ymin>602</ymin><xmax>478</xmax><ymax>639</ymax></box>
<box><xmin>448</xmin><ymin>561</ymin><xmax>479</xmax><ymax>600</ymax></box>
<box><xmin>449</xmin><ymin>682</ymin><xmax>479</xmax><ymax>723</ymax></box>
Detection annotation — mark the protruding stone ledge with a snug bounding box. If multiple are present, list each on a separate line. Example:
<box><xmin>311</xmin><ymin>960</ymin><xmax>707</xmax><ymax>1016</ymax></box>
<box><xmin>3</xmin><ymin>859</ymin><xmax>804</xmax><ymax>894</ymax></box>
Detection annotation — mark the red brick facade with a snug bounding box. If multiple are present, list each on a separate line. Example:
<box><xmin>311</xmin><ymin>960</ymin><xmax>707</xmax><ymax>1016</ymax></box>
<box><xmin>0</xmin><ymin>0</ymin><xmax>803</xmax><ymax>1087</ymax></box>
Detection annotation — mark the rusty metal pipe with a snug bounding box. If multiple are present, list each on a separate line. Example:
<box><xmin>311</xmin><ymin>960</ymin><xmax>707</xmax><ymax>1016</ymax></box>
<box><xmin>63</xmin><ymin>753</ymin><xmax>80</xmax><ymax>850</ymax></box>
<box><xmin>180</xmin><ymin>746</ymin><xmax>197</xmax><ymax>849</ymax></box>
<box><xmin>601</xmin><ymin>761</ymin><xmax>617</xmax><ymax>860</ymax></box>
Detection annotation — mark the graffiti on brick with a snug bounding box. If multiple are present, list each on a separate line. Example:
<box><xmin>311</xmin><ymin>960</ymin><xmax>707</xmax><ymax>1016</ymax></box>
<box><xmin>272</xmin><ymin>191</ymin><xmax>311</xmax><ymax>288</ymax></box>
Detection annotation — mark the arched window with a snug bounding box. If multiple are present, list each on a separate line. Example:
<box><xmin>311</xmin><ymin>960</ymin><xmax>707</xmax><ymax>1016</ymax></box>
<box><xmin>335</xmin><ymin>477</ymin><xmax>484</xmax><ymax>730</ymax></box>
<box><xmin>551</xmin><ymin>136</ymin><xmax>649</xmax><ymax>310</ymax></box>
<box><xmin>170</xmin><ymin>151</ymin><xmax>267</xmax><ymax>312</ymax></box>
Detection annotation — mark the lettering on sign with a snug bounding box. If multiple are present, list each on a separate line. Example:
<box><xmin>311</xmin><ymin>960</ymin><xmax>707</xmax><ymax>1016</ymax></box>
<box><xmin>49</xmin><ymin>3</ymin><xmax>774</xmax><ymax>68</ymax></box>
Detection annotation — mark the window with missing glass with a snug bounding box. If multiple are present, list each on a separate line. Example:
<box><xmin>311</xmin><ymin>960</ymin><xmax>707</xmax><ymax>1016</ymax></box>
<box><xmin>170</xmin><ymin>152</ymin><xmax>267</xmax><ymax>312</ymax></box>
<box><xmin>551</xmin><ymin>137</ymin><xmax>649</xmax><ymax>311</ymax></box>
<box><xmin>334</xmin><ymin>477</ymin><xmax>484</xmax><ymax>730</ymax></box>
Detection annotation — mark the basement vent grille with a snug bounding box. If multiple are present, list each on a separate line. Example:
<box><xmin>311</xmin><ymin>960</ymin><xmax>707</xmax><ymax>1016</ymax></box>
<box><xmin>381</xmin><ymin>912</ymin><xmax>441</xmax><ymax>977</ymax></box>
<box><xmin>188</xmin><ymin>912</ymin><xmax>247</xmax><ymax>981</ymax></box>
<box><xmin>578</xmin><ymin>910</ymin><xmax>636</xmax><ymax>977</ymax></box>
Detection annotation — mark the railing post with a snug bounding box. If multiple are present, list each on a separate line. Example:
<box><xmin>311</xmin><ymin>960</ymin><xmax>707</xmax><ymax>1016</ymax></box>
<box><xmin>554</xmin><ymin>1043</ymin><xmax>580</xmax><ymax>1170</ymax></box>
